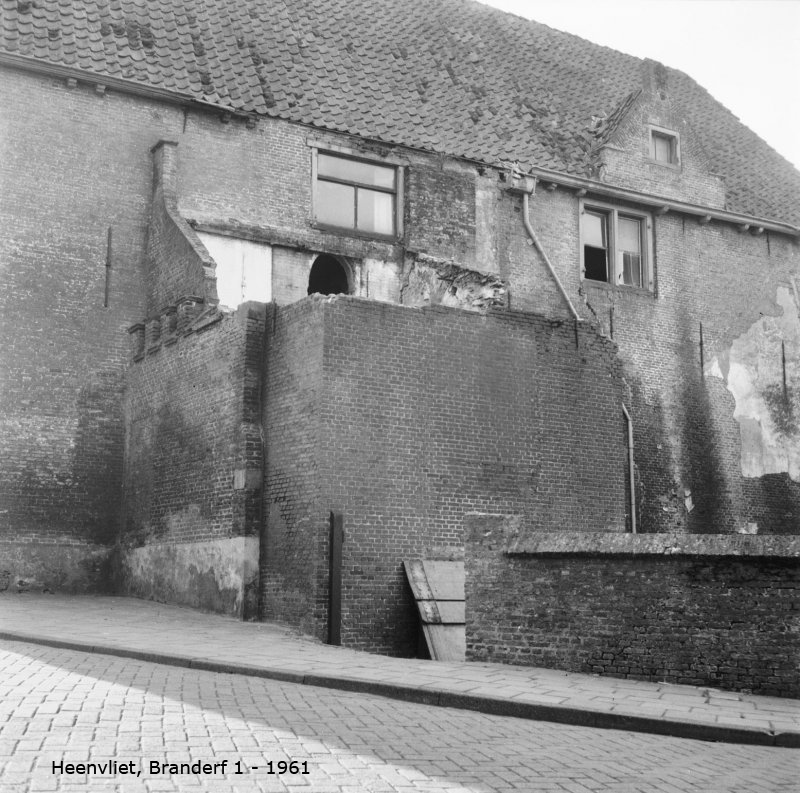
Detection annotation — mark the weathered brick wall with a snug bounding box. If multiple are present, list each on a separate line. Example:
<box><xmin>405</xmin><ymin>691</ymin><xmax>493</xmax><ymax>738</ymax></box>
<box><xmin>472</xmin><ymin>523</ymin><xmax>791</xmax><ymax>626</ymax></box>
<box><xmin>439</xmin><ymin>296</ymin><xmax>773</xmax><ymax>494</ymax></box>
<box><xmin>0</xmin><ymin>67</ymin><xmax>497</xmax><ymax>592</ymax></box>
<box><xmin>0</xmin><ymin>69</ymin><xmax>166</xmax><ymax>589</ymax></box>
<box><xmin>146</xmin><ymin>141</ymin><xmax>218</xmax><ymax>313</ymax></box>
<box><xmin>260</xmin><ymin>299</ymin><xmax>327</xmax><ymax>634</ymax></box>
<box><xmin>121</xmin><ymin>303</ymin><xmax>265</xmax><ymax>617</ymax></box>
<box><xmin>465</xmin><ymin>515</ymin><xmax>800</xmax><ymax>697</ymax></box>
<box><xmin>261</xmin><ymin>296</ymin><xmax>628</xmax><ymax>653</ymax></box>
<box><xmin>508</xmin><ymin>184</ymin><xmax>800</xmax><ymax>535</ymax></box>
<box><xmin>405</xmin><ymin>162</ymin><xmax>477</xmax><ymax>265</ymax></box>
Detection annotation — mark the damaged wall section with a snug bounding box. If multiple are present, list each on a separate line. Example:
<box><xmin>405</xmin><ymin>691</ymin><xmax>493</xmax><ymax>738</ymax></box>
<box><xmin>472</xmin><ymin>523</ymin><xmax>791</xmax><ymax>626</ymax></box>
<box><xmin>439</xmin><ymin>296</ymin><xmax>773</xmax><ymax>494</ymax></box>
<box><xmin>401</xmin><ymin>254</ymin><xmax>507</xmax><ymax>310</ymax></box>
<box><xmin>121</xmin><ymin>302</ymin><xmax>266</xmax><ymax>618</ymax></box>
<box><xmin>705</xmin><ymin>285</ymin><xmax>800</xmax><ymax>532</ymax></box>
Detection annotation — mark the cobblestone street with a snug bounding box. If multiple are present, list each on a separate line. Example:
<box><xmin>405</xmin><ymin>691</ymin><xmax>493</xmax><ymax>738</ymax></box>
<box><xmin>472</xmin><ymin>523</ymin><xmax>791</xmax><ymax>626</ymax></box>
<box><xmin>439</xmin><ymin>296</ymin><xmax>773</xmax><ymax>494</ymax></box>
<box><xmin>1</xmin><ymin>641</ymin><xmax>797</xmax><ymax>793</ymax></box>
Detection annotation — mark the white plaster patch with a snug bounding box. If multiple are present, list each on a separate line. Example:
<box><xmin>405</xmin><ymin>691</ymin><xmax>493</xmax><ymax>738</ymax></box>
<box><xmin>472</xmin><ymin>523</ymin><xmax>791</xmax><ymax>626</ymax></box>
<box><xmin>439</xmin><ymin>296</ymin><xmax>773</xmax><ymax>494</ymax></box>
<box><xmin>196</xmin><ymin>232</ymin><xmax>272</xmax><ymax>309</ymax></box>
<box><xmin>705</xmin><ymin>286</ymin><xmax>800</xmax><ymax>481</ymax></box>
<box><xmin>363</xmin><ymin>258</ymin><xmax>400</xmax><ymax>302</ymax></box>
<box><xmin>122</xmin><ymin>536</ymin><xmax>259</xmax><ymax>616</ymax></box>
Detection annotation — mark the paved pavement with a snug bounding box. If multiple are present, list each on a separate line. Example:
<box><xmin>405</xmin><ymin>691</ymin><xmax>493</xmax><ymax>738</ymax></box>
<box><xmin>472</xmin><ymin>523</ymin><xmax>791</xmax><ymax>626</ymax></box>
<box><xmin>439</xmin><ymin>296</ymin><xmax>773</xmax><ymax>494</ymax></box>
<box><xmin>2</xmin><ymin>640</ymin><xmax>798</xmax><ymax>793</ymax></box>
<box><xmin>1</xmin><ymin>594</ymin><xmax>798</xmax><ymax>748</ymax></box>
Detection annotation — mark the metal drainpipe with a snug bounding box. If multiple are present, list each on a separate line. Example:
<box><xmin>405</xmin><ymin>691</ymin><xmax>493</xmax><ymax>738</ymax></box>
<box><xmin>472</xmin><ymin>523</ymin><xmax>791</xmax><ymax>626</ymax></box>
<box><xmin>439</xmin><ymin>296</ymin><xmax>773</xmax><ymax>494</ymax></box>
<box><xmin>521</xmin><ymin>191</ymin><xmax>581</xmax><ymax>322</ymax></box>
<box><xmin>621</xmin><ymin>403</ymin><xmax>637</xmax><ymax>534</ymax></box>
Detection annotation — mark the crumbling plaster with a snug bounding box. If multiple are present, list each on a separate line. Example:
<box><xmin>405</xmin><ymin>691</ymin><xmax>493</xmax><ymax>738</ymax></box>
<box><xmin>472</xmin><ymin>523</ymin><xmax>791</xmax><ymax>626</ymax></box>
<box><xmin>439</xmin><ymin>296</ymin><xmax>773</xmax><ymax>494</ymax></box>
<box><xmin>400</xmin><ymin>255</ymin><xmax>507</xmax><ymax>310</ymax></box>
<box><xmin>706</xmin><ymin>285</ymin><xmax>800</xmax><ymax>482</ymax></box>
<box><xmin>120</xmin><ymin>536</ymin><xmax>259</xmax><ymax>618</ymax></box>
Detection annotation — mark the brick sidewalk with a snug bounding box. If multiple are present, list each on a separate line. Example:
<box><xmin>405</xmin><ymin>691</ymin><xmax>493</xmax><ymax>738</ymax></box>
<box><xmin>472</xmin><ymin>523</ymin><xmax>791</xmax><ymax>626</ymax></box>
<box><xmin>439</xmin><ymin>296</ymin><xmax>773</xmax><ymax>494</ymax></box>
<box><xmin>1</xmin><ymin>594</ymin><xmax>798</xmax><ymax>747</ymax></box>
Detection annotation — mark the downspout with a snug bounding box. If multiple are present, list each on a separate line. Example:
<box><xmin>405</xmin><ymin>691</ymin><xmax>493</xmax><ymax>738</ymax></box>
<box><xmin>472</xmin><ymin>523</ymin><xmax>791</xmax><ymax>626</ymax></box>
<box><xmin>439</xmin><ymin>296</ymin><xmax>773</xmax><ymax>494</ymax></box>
<box><xmin>520</xmin><ymin>191</ymin><xmax>581</xmax><ymax>322</ymax></box>
<box><xmin>621</xmin><ymin>403</ymin><xmax>637</xmax><ymax>534</ymax></box>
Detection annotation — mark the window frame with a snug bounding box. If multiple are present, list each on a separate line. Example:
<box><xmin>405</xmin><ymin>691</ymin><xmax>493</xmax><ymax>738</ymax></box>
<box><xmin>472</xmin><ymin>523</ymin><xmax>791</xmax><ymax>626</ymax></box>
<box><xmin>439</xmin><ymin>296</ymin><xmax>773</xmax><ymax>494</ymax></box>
<box><xmin>580</xmin><ymin>199</ymin><xmax>655</xmax><ymax>292</ymax></box>
<box><xmin>648</xmin><ymin>125</ymin><xmax>680</xmax><ymax>168</ymax></box>
<box><xmin>311</xmin><ymin>147</ymin><xmax>403</xmax><ymax>240</ymax></box>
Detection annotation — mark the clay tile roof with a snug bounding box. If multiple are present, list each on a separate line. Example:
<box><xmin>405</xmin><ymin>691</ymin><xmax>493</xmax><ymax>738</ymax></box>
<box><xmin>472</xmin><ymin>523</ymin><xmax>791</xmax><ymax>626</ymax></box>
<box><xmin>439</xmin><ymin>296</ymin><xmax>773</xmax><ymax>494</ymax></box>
<box><xmin>1</xmin><ymin>0</ymin><xmax>798</xmax><ymax>225</ymax></box>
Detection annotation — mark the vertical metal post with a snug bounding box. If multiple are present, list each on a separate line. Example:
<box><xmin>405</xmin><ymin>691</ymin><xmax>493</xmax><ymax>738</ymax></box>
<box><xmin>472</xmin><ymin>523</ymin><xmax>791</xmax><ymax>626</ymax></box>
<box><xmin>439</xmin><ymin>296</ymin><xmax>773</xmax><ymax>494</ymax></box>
<box><xmin>104</xmin><ymin>227</ymin><xmax>113</xmax><ymax>307</ymax></box>
<box><xmin>622</xmin><ymin>404</ymin><xmax>636</xmax><ymax>534</ymax></box>
<box><xmin>328</xmin><ymin>512</ymin><xmax>343</xmax><ymax>646</ymax></box>
<box><xmin>782</xmin><ymin>341</ymin><xmax>788</xmax><ymax>400</ymax></box>
<box><xmin>699</xmin><ymin>321</ymin><xmax>704</xmax><ymax>372</ymax></box>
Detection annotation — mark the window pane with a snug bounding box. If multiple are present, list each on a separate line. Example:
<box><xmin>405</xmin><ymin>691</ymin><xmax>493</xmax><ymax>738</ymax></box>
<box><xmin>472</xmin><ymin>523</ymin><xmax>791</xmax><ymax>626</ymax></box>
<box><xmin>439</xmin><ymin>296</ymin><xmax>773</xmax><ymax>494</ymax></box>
<box><xmin>318</xmin><ymin>153</ymin><xmax>395</xmax><ymax>189</ymax></box>
<box><xmin>619</xmin><ymin>217</ymin><xmax>643</xmax><ymax>287</ymax></box>
<box><xmin>618</xmin><ymin>216</ymin><xmax>641</xmax><ymax>253</ymax></box>
<box><xmin>357</xmin><ymin>188</ymin><xmax>394</xmax><ymax>235</ymax></box>
<box><xmin>584</xmin><ymin>211</ymin><xmax>607</xmax><ymax>248</ymax></box>
<box><xmin>653</xmin><ymin>133</ymin><xmax>673</xmax><ymax>162</ymax></box>
<box><xmin>621</xmin><ymin>252</ymin><xmax>642</xmax><ymax>287</ymax></box>
<box><xmin>316</xmin><ymin>180</ymin><xmax>355</xmax><ymax>228</ymax></box>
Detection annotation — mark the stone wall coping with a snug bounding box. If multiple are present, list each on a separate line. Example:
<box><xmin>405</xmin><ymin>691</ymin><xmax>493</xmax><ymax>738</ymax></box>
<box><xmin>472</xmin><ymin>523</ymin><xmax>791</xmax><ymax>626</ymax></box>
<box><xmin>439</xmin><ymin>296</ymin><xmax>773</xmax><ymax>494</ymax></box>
<box><xmin>505</xmin><ymin>531</ymin><xmax>800</xmax><ymax>558</ymax></box>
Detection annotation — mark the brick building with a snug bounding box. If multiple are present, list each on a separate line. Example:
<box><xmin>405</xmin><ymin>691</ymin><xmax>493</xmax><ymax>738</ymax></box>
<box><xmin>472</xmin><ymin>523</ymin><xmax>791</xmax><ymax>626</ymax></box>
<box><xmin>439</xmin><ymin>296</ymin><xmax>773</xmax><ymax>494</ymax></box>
<box><xmin>1</xmin><ymin>1</ymin><xmax>798</xmax><ymax>690</ymax></box>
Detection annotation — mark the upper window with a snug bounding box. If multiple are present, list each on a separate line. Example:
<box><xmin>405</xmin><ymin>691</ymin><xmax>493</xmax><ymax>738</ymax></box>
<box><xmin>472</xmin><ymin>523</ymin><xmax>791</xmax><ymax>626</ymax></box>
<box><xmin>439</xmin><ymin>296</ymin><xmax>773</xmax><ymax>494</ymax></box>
<box><xmin>313</xmin><ymin>151</ymin><xmax>400</xmax><ymax>237</ymax></box>
<box><xmin>649</xmin><ymin>127</ymin><xmax>680</xmax><ymax>167</ymax></box>
<box><xmin>581</xmin><ymin>202</ymin><xmax>653</xmax><ymax>291</ymax></box>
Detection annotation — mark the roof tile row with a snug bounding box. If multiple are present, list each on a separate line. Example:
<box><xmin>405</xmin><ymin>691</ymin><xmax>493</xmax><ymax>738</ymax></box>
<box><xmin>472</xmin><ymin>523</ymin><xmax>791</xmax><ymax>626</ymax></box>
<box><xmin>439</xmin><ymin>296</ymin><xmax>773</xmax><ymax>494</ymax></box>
<box><xmin>1</xmin><ymin>0</ymin><xmax>797</xmax><ymax>224</ymax></box>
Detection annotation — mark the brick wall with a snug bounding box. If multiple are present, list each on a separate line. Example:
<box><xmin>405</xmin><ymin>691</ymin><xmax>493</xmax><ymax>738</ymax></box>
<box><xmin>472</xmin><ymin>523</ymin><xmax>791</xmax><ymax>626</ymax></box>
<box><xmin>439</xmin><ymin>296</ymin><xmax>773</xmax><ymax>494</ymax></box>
<box><xmin>3</xmin><ymin>61</ymin><xmax>797</xmax><ymax>608</ymax></box>
<box><xmin>507</xmin><ymin>184</ymin><xmax>800</xmax><ymax>535</ymax></box>
<box><xmin>121</xmin><ymin>303</ymin><xmax>265</xmax><ymax>617</ymax></box>
<box><xmin>0</xmin><ymin>69</ymin><xmax>170</xmax><ymax>589</ymax></box>
<box><xmin>0</xmin><ymin>66</ymin><xmax>493</xmax><ymax>592</ymax></box>
<box><xmin>465</xmin><ymin>515</ymin><xmax>800</xmax><ymax>697</ymax></box>
<box><xmin>261</xmin><ymin>296</ymin><xmax>628</xmax><ymax>653</ymax></box>
<box><xmin>260</xmin><ymin>299</ymin><xmax>327</xmax><ymax>634</ymax></box>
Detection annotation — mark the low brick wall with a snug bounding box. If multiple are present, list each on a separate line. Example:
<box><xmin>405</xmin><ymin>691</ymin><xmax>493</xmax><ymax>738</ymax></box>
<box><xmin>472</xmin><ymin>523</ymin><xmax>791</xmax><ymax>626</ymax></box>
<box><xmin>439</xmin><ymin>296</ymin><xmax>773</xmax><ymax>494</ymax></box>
<box><xmin>465</xmin><ymin>515</ymin><xmax>800</xmax><ymax>697</ymax></box>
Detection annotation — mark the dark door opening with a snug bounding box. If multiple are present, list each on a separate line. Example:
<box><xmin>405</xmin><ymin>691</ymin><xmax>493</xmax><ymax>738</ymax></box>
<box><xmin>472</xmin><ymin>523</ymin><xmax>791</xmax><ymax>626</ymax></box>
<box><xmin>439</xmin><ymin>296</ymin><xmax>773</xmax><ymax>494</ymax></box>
<box><xmin>308</xmin><ymin>254</ymin><xmax>349</xmax><ymax>295</ymax></box>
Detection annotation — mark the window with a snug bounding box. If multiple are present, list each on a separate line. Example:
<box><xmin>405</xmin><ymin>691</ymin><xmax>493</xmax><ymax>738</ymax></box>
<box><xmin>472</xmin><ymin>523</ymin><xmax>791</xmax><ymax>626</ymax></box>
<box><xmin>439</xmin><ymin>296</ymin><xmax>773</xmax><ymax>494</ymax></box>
<box><xmin>649</xmin><ymin>127</ymin><xmax>679</xmax><ymax>166</ymax></box>
<box><xmin>581</xmin><ymin>203</ymin><xmax>653</xmax><ymax>290</ymax></box>
<box><xmin>313</xmin><ymin>151</ymin><xmax>400</xmax><ymax>237</ymax></box>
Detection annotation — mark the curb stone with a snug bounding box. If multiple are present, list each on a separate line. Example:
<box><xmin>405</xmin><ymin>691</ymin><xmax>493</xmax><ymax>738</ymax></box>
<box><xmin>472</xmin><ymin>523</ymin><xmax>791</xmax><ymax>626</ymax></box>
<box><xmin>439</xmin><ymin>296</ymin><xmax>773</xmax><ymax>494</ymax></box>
<box><xmin>2</xmin><ymin>630</ymin><xmax>797</xmax><ymax>747</ymax></box>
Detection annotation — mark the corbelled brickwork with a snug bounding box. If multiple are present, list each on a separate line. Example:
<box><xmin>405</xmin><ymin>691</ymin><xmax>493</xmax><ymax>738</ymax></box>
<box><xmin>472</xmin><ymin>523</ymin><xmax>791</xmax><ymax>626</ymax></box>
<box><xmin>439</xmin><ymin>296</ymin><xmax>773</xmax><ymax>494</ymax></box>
<box><xmin>465</xmin><ymin>515</ymin><xmax>800</xmax><ymax>697</ymax></box>
<box><xmin>261</xmin><ymin>296</ymin><xmax>628</xmax><ymax>653</ymax></box>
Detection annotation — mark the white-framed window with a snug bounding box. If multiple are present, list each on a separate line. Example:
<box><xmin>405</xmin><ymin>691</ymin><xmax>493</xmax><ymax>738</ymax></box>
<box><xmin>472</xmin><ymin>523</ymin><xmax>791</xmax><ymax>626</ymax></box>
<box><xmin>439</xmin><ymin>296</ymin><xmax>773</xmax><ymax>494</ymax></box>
<box><xmin>648</xmin><ymin>125</ymin><xmax>680</xmax><ymax>167</ymax></box>
<box><xmin>580</xmin><ymin>201</ymin><xmax>654</xmax><ymax>291</ymax></box>
<box><xmin>312</xmin><ymin>150</ymin><xmax>402</xmax><ymax>238</ymax></box>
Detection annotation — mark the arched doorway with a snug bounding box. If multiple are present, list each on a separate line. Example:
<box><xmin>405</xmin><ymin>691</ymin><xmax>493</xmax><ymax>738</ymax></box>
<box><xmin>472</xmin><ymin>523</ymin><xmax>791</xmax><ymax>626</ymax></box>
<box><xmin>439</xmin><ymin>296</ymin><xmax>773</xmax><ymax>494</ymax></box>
<box><xmin>308</xmin><ymin>254</ymin><xmax>349</xmax><ymax>295</ymax></box>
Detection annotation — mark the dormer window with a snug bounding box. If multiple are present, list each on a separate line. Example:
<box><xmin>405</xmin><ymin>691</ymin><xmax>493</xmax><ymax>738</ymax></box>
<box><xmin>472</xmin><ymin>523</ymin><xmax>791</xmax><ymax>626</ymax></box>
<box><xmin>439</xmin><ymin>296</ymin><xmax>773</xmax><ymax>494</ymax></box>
<box><xmin>649</xmin><ymin>126</ymin><xmax>680</xmax><ymax>167</ymax></box>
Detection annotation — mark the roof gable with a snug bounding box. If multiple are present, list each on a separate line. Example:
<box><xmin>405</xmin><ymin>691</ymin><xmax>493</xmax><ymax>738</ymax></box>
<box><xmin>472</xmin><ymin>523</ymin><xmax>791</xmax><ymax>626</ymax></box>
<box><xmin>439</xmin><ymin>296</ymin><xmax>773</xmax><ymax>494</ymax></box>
<box><xmin>593</xmin><ymin>66</ymin><xmax>726</xmax><ymax>209</ymax></box>
<box><xmin>1</xmin><ymin>0</ymin><xmax>798</xmax><ymax>225</ymax></box>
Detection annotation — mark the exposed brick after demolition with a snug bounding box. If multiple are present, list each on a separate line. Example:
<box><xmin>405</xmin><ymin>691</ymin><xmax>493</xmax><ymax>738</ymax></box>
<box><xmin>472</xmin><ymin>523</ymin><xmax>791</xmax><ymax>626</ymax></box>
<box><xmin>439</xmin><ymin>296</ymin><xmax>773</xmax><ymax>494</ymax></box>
<box><xmin>465</xmin><ymin>515</ymin><xmax>800</xmax><ymax>697</ymax></box>
<box><xmin>406</xmin><ymin>163</ymin><xmax>478</xmax><ymax>265</ymax></box>
<box><xmin>121</xmin><ymin>303</ymin><xmax>265</xmax><ymax>617</ymax></box>
<box><xmin>261</xmin><ymin>296</ymin><xmax>628</xmax><ymax>653</ymax></box>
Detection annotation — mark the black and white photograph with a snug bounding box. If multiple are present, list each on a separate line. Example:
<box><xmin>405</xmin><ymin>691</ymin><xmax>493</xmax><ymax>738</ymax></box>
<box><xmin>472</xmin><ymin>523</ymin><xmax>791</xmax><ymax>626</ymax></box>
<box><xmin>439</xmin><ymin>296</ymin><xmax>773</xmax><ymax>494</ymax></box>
<box><xmin>1</xmin><ymin>0</ymin><xmax>798</xmax><ymax>790</ymax></box>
